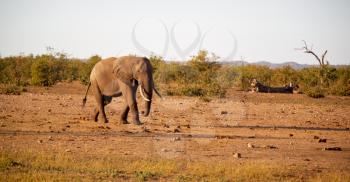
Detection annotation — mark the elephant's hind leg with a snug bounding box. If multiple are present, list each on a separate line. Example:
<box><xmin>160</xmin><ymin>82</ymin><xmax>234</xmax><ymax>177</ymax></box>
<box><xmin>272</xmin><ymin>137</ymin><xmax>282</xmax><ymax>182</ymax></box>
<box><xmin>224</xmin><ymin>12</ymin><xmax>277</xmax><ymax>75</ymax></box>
<box><xmin>93</xmin><ymin>107</ymin><xmax>99</xmax><ymax>122</ymax></box>
<box><xmin>92</xmin><ymin>84</ymin><xmax>108</xmax><ymax>123</ymax></box>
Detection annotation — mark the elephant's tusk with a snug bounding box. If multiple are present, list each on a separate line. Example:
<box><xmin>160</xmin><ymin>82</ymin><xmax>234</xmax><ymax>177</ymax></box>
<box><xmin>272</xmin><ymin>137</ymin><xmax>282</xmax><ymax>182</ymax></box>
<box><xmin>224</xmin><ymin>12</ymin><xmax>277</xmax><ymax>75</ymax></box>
<box><xmin>139</xmin><ymin>86</ymin><xmax>151</xmax><ymax>102</ymax></box>
<box><xmin>153</xmin><ymin>87</ymin><xmax>163</xmax><ymax>100</ymax></box>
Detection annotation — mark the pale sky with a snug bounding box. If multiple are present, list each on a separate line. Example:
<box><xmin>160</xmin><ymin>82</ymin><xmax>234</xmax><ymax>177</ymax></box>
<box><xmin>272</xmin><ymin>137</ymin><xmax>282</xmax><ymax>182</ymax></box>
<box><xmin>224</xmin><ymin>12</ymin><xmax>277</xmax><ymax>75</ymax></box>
<box><xmin>0</xmin><ymin>0</ymin><xmax>349</xmax><ymax>64</ymax></box>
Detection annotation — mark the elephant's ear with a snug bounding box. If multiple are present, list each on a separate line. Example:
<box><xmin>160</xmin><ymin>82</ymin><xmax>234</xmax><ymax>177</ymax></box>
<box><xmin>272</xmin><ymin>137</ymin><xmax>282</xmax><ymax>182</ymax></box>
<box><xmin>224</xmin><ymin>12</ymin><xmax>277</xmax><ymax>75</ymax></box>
<box><xmin>113</xmin><ymin>60</ymin><xmax>133</xmax><ymax>85</ymax></box>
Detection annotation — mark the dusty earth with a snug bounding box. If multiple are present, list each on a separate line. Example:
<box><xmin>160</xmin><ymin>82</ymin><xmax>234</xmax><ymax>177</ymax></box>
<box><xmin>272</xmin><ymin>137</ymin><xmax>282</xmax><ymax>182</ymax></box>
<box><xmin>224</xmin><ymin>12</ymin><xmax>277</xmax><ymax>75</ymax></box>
<box><xmin>0</xmin><ymin>82</ymin><xmax>349</xmax><ymax>180</ymax></box>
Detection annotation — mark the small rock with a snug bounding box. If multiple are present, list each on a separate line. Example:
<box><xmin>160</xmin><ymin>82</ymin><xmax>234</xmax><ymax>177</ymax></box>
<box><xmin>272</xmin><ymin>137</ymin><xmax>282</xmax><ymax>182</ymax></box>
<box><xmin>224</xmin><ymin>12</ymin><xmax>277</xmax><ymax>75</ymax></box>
<box><xmin>37</xmin><ymin>139</ymin><xmax>43</xmax><ymax>144</ymax></box>
<box><xmin>48</xmin><ymin>136</ymin><xmax>53</xmax><ymax>141</ymax></box>
<box><xmin>233</xmin><ymin>153</ymin><xmax>241</xmax><ymax>158</ymax></box>
<box><xmin>161</xmin><ymin>148</ymin><xmax>169</xmax><ymax>152</ymax></box>
<box><xmin>322</xmin><ymin>147</ymin><xmax>342</xmax><ymax>151</ymax></box>
<box><xmin>263</xmin><ymin>145</ymin><xmax>278</xmax><ymax>149</ymax></box>
<box><xmin>318</xmin><ymin>139</ymin><xmax>327</xmax><ymax>143</ymax></box>
<box><xmin>304</xmin><ymin>158</ymin><xmax>311</xmax><ymax>161</ymax></box>
<box><xmin>172</xmin><ymin>137</ymin><xmax>181</xmax><ymax>141</ymax></box>
<box><xmin>65</xmin><ymin>149</ymin><xmax>72</xmax><ymax>152</ymax></box>
<box><xmin>221</xmin><ymin>111</ymin><xmax>228</xmax><ymax>115</ymax></box>
<box><xmin>142</xmin><ymin>127</ymin><xmax>150</xmax><ymax>133</ymax></box>
<box><xmin>247</xmin><ymin>143</ymin><xmax>254</xmax><ymax>148</ymax></box>
<box><xmin>66</xmin><ymin>125</ymin><xmax>70</xmax><ymax>128</ymax></box>
<box><xmin>48</xmin><ymin>109</ymin><xmax>52</xmax><ymax>112</ymax></box>
<box><xmin>289</xmin><ymin>134</ymin><xmax>294</xmax><ymax>137</ymax></box>
<box><xmin>163</xmin><ymin>124</ymin><xmax>170</xmax><ymax>128</ymax></box>
<box><xmin>313</xmin><ymin>136</ymin><xmax>320</xmax><ymax>139</ymax></box>
<box><xmin>185</xmin><ymin>124</ymin><xmax>190</xmax><ymax>128</ymax></box>
<box><xmin>173</xmin><ymin>128</ymin><xmax>180</xmax><ymax>133</ymax></box>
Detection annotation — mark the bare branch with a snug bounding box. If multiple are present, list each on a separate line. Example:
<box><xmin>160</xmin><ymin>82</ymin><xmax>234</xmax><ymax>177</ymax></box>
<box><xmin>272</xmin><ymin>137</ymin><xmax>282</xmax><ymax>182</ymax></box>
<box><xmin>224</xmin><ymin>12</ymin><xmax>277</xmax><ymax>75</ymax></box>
<box><xmin>299</xmin><ymin>40</ymin><xmax>322</xmax><ymax>66</ymax></box>
<box><xmin>321</xmin><ymin>50</ymin><xmax>328</xmax><ymax>66</ymax></box>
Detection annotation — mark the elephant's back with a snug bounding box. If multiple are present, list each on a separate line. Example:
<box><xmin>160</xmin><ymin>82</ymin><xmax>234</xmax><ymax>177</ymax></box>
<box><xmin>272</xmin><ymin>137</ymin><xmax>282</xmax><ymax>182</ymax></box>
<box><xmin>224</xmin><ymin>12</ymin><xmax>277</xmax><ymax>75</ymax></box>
<box><xmin>91</xmin><ymin>58</ymin><xmax>115</xmax><ymax>79</ymax></box>
<box><xmin>90</xmin><ymin>57</ymin><xmax>120</xmax><ymax>96</ymax></box>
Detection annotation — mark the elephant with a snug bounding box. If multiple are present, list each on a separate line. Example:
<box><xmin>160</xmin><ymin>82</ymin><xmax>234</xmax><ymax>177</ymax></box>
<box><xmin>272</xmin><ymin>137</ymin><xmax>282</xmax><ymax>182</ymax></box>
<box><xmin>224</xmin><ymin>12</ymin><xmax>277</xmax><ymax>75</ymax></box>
<box><xmin>82</xmin><ymin>56</ymin><xmax>162</xmax><ymax>125</ymax></box>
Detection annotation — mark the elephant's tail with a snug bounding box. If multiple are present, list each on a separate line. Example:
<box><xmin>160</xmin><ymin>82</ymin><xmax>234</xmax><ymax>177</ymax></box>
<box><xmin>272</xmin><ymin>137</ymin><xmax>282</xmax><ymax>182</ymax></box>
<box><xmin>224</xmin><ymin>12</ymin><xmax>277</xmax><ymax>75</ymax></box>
<box><xmin>82</xmin><ymin>82</ymin><xmax>91</xmax><ymax>107</ymax></box>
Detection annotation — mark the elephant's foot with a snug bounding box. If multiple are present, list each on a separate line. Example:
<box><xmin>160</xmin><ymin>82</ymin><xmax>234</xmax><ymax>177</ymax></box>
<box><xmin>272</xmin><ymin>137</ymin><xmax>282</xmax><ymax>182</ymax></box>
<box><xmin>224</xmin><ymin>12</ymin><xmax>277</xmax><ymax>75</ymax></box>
<box><xmin>120</xmin><ymin>119</ymin><xmax>130</xmax><ymax>124</ymax></box>
<box><xmin>133</xmin><ymin>120</ymin><xmax>142</xmax><ymax>125</ymax></box>
<box><xmin>103</xmin><ymin>118</ymin><xmax>109</xmax><ymax>123</ymax></box>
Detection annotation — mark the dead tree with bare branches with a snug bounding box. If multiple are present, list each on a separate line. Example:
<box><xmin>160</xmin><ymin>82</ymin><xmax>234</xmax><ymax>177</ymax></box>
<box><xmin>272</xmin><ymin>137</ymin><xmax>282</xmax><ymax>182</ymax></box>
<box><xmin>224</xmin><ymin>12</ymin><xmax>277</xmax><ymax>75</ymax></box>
<box><xmin>297</xmin><ymin>40</ymin><xmax>330</xmax><ymax>86</ymax></box>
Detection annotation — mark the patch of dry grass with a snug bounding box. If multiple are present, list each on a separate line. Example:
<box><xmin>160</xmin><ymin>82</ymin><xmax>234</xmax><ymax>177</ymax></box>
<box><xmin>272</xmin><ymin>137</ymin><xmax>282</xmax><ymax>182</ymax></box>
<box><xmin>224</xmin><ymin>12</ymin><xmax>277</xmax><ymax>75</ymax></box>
<box><xmin>1</xmin><ymin>150</ymin><xmax>349</xmax><ymax>181</ymax></box>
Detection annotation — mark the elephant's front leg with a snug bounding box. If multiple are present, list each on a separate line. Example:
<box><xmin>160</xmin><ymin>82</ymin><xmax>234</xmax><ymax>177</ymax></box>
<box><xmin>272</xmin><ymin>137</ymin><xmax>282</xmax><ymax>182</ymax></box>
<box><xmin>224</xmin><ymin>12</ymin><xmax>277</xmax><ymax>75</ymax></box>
<box><xmin>123</xmin><ymin>86</ymin><xmax>141</xmax><ymax>125</ymax></box>
<box><xmin>120</xmin><ymin>104</ymin><xmax>130</xmax><ymax>124</ymax></box>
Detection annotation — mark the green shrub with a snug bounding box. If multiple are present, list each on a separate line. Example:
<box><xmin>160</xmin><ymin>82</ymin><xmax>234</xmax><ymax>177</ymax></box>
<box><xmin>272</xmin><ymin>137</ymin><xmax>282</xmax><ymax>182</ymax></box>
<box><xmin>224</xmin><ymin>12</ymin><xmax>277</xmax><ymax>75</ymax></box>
<box><xmin>79</xmin><ymin>55</ymin><xmax>101</xmax><ymax>85</ymax></box>
<box><xmin>0</xmin><ymin>84</ymin><xmax>27</xmax><ymax>95</ymax></box>
<box><xmin>235</xmin><ymin>65</ymin><xmax>272</xmax><ymax>91</ymax></box>
<box><xmin>180</xmin><ymin>85</ymin><xmax>205</xmax><ymax>96</ymax></box>
<box><xmin>306</xmin><ymin>87</ymin><xmax>325</xmax><ymax>98</ymax></box>
<box><xmin>31</xmin><ymin>56</ymin><xmax>54</xmax><ymax>86</ymax></box>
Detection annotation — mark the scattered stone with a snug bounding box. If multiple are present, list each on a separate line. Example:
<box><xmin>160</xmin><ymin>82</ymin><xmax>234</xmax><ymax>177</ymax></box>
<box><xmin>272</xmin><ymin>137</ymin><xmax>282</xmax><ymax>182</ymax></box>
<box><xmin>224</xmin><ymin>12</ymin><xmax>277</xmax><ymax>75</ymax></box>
<box><xmin>173</xmin><ymin>128</ymin><xmax>180</xmax><ymax>133</ymax></box>
<box><xmin>48</xmin><ymin>136</ymin><xmax>53</xmax><ymax>141</ymax></box>
<box><xmin>313</xmin><ymin>136</ymin><xmax>320</xmax><ymax>139</ymax></box>
<box><xmin>161</xmin><ymin>148</ymin><xmax>169</xmax><ymax>152</ymax></box>
<box><xmin>263</xmin><ymin>145</ymin><xmax>278</xmax><ymax>149</ymax></box>
<box><xmin>163</xmin><ymin>124</ymin><xmax>170</xmax><ymax>128</ymax></box>
<box><xmin>233</xmin><ymin>153</ymin><xmax>241</xmax><ymax>158</ymax></box>
<box><xmin>247</xmin><ymin>143</ymin><xmax>254</xmax><ymax>148</ymax></box>
<box><xmin>318</xmin><ymin>139</ymin><xmax>327</xmax><ymax>143</ymax></box>
<box><xmin>323</xmin><ymin>147</ymin><xmax>342</xmax><ymax>151</ymax></box>
<box><xmin>289</xmin><ymin>134</ymin><xmax>294</xmax><ymax>137</ymax></box>
<box><xmin>142</xmin><ymin>127</ymin><xmax>151</xmax><ymax>133</ymax></box>
<box><xmin>37</xmin><ymin>139</ymin><xmax>43</xmax><ymax>144</ymax></box>
<box><xmin>172</xmin><ymin>137</ymin><xmax>181</xmax><ymax>141</ymax></box>
<box><xmin>221</xmin><ymin>111</ymin><xmax>228</xmax><ymax>115</ymax></box>
<box><xmin>176</xmin><ymin>125</ymin><xmax>181</xmax><ymax>129</ymax></box>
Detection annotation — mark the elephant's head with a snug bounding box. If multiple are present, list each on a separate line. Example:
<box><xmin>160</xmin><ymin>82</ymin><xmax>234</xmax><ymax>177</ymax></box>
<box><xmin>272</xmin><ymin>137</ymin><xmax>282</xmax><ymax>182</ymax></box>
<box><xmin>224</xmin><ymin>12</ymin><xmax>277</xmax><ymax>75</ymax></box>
<box><xmin>113</xmin><ymin>56</ymin><xmax>154</xmax><ymax>116</ymax></box>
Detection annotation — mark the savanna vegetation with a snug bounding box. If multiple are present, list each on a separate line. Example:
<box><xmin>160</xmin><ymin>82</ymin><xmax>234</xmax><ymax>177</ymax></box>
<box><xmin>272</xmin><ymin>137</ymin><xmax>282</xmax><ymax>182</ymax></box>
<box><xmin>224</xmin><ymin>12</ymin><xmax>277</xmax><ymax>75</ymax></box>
<box><xmin>0</xmin><ymin>50</ymin><xmax>349</xmax><ymax>98</ymax></box>
<box><xmin>1</xmin><ymin>150</ymin><xmax>349</xmax><ymax>181</ymax></box>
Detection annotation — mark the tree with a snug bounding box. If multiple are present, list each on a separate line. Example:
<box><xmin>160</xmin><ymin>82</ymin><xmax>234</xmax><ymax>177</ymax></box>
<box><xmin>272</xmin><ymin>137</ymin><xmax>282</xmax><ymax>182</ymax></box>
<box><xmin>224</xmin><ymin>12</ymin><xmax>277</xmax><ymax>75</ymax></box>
<box><xmin>297</xmin><ymin>40</ymin><xmax>330</xmax><ymax>86</ymax></box>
